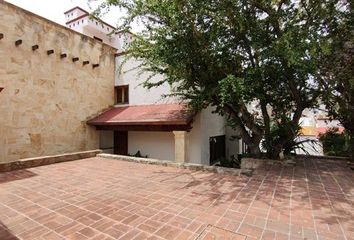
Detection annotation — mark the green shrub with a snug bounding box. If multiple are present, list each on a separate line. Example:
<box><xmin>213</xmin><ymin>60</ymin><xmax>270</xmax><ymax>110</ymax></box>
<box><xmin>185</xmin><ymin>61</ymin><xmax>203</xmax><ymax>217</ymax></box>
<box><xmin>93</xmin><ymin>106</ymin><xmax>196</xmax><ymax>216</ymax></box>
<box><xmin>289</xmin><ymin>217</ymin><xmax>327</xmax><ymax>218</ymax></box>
<box><xmin>319</xmin><ymin>128</ymin><xmax>349</xmax><ymax>157</ymax></box>
<box><xmin>261</xmin><ymin>119</ymin><xmax>304</xmax><ymax>158</ymax></box>
<box><xmin>217</xmin><ymin>155</ymin><xmax>241</xmax><ymax>168</ymax></box>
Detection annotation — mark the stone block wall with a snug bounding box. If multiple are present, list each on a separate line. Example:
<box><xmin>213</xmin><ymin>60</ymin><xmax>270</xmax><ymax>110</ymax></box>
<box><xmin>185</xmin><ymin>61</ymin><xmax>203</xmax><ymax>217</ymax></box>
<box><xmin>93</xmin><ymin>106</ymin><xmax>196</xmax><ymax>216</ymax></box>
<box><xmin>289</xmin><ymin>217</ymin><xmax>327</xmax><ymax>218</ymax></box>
<box><xmin>0</xmin><ymin>2</ymin><xmax>116</xmax><ymax>162</ymax></box>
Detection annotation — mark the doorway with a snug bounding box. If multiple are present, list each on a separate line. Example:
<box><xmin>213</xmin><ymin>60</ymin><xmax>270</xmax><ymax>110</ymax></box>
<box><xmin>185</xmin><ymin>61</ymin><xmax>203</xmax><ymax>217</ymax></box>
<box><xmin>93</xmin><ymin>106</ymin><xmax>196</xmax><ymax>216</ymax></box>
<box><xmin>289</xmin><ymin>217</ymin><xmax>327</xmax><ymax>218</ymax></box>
<box><xmin>114</xmin><ymin>131</ymin><xmax>128</xmax><ymax>155</ymax></box>
<box><xmin>209</xmin><ymin>135</ymin><xmax>226</xmax><ymax>165</ymax></box>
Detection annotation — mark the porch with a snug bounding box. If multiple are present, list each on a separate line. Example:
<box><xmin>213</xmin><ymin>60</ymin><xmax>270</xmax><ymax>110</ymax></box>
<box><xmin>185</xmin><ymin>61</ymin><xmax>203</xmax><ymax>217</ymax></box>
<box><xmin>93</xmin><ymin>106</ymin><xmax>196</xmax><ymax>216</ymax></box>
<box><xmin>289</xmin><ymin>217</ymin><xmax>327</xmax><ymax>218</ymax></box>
<box><xmin>87</xmin><ymin>104</ymin><xmax>193</xmax><ymax>163</ymax></box>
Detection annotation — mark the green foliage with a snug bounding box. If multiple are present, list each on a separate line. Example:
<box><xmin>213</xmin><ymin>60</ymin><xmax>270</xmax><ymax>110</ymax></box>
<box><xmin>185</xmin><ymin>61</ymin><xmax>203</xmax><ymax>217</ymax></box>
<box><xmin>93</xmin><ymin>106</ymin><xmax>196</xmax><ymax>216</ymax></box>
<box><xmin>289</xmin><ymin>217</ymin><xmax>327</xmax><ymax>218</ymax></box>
<box><xmin>94</xmin><ymin>0</ymin><xmax>348</xmax><ymax>158</ymax></box>
<box><xmin>128</xmin><ymin>150</ymin><xmax>148</xmax><ymax>158</ymax></box>
<box><xmin>319</xmin><ymin>1</ymin><xmax>354</xmax><ymax>160</ymax></box>
<box><xmin>261</xmin><ymin>118</ymin><xmax>320</xmax><ymax>158</ymax></box>
<box><xmin>261</xmin><ymin>118</ymin><xmax>301</xmax><ymax>157</ymax></box>
<box><xmin>217</xmin><ymin>155</ymin><xmax>241</xmax><ymax>169</ymax></box>
<box><xmin>319</xmin><ymin>128</ymin><xmax>349</xmax><ymax>157</ymax></box>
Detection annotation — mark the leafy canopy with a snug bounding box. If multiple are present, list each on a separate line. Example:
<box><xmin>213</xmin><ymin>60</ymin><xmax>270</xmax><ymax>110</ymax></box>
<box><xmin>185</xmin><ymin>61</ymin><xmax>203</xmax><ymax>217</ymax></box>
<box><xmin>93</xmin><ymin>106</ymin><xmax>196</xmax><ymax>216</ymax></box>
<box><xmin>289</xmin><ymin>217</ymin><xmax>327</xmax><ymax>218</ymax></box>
<box><xmin>319</xmin><ymin>1</ymin><xmax>353</xmax><ymax>159</ymax></box>
<box><xmin>94</xmin><ymin>0</ymin><xmax>347</xmax><ymax>157</ymax></box>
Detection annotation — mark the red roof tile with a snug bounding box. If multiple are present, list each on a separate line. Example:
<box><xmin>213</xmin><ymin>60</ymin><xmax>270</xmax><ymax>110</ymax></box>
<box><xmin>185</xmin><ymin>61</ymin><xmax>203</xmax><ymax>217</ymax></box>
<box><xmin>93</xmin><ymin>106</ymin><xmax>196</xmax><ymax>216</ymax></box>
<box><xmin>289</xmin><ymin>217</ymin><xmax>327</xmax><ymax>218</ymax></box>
<box><xmin>87</xmin><ymin>104</ymin><xmax>193</xmax><ymax>126</ymax></box>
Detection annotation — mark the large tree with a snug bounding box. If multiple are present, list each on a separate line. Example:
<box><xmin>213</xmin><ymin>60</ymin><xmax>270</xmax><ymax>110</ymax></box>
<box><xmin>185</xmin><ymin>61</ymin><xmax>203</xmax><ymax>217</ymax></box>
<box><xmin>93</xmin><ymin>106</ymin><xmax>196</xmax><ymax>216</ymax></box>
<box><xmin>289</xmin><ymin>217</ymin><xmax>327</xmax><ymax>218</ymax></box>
<box><xmin>320</xmin><ymin>1</ymin><xmax>353</xmax><ymax>160</ymax></box>
<box><xmin>95</xmin><ymin>0</ymin><xmax>340</xmax><ymax>158</ymax></box>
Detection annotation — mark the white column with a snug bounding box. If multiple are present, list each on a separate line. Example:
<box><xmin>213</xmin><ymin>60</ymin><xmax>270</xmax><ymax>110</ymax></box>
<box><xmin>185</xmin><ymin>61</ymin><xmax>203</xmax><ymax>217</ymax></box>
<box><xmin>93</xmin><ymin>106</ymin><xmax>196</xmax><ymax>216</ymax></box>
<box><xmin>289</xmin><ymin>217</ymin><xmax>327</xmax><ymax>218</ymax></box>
<box><xmin>239</xmin><ymin>139</ymin><xmax>243</xmax><ymax>154</ymax></box>
<box><xmin>173</xmin><ymin>131</ymin><xmax>188</xmax><ymax>163</ymax></box>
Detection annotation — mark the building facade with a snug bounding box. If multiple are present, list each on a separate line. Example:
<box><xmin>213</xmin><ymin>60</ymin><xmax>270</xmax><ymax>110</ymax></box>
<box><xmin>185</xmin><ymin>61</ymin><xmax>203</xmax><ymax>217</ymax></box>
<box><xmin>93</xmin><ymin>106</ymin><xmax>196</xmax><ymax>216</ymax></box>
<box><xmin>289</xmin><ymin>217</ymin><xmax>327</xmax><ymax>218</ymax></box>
<box><xmin>0</xmin><ymin>2</ymin><xmax>116</xmax><ymax>162</ymax></box>
<box><xmin>63</xmin><ymin>7</ymin><xmax>238</xmax><ymax>165</ymax></box>
<box><xmin>2</xmin><ymin>2</ymin><xmax>337</xmax><ymax>163</ymax></box>
<box><xmin>64</xmin><ymin>6</ymin><xmax>345</xmax><ymax>160</ymax></box>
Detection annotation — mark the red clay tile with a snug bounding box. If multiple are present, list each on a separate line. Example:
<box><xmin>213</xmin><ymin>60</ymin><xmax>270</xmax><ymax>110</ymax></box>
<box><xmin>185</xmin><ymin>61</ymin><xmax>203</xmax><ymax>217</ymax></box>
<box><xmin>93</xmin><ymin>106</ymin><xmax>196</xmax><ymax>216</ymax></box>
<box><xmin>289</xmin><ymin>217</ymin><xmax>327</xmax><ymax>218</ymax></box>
<box><xmin>0</xmin><ymin>157</ymin><xmax>352</xmax><ymax>240</ymax></box>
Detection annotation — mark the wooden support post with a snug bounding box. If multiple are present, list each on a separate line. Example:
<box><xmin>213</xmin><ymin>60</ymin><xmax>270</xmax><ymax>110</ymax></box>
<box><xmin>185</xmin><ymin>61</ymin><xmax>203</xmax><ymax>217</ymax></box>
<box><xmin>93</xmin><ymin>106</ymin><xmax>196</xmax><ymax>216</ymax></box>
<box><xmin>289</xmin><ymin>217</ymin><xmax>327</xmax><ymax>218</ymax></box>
<box><xmin>32</xmin><ymin>45</ymin><xmax>39</xmax><ymax>51</ymax></box>
<box><xmin>83</xmin><ymin>61</ymin><xmax>90</xmax><ymax>66</ymax></box>
<box><xmin>72</xmin><ymin>57</ymin><xmax>79</xmax><ymax>62</ymax></box>
<box><xmin>0</xmin><ymin>87</ymin><xmax>3</xmax><ymax>93</ymax></box>
<box><xmin>47</xmin><ymin>50</ymin><xmax>54</xmax><ymax>55</ymax></box>
<box><xmin>60</xmin><ymin>53</ymin><xmax>67</xmax><ymax>59</ymax></box>
<box><xmin>15</xmin><ymin>39</ymin><xmax>22</xmax><ymax>46</ymax></box>
<box><xmin>0</xmin><ymin>33</ymin><xmax>3</xmax><ymax>40</ymax></box>
<box><xmin>92</xmin><ymin>64</ymin><xmax>99</xmax><ymax>68</ymax></box>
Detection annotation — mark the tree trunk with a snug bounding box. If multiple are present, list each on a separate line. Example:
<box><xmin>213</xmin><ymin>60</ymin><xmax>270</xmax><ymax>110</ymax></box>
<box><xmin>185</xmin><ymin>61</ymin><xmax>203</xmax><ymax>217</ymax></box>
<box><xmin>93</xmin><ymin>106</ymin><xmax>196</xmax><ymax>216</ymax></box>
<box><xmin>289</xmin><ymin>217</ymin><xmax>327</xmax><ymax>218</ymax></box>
<box><xmin>219</xmin><ymin>103</ymin><xmax>263</xmax><ymax>157</ymax></box>
<box><xmin>231</xmin><ymin>121</ymin><xmax>263</xmax><ymax>157</ymax></box>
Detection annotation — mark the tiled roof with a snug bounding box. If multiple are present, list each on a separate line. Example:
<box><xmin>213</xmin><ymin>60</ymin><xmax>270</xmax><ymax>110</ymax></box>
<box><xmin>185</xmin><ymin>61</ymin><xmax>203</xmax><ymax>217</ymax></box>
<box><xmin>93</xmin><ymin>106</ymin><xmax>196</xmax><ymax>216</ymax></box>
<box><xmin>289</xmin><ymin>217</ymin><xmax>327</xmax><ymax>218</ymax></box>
<box><xmin>87</xmin><ymin>103</ymin><xmax>193</xmax><ymax>126</ymax></box>
<box><xmin>300</xmin><ymin>127</ymin><xmax>345</xmax><ymax>137</ymax></box>
<box><xmin>316</xmin><ymin>127</ymin><xmax>345</xmax><ymax>136</ymax></box>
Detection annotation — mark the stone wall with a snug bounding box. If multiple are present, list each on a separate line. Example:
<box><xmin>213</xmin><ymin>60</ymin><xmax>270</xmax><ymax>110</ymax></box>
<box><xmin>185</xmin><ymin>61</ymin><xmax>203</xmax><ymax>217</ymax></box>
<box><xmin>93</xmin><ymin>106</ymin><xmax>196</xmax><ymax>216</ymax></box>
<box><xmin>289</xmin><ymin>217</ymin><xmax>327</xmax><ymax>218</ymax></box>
<box><xmin>0</xmin><ymin>2</ymin><xmax>116</xmax><ymax>162</ymax></box>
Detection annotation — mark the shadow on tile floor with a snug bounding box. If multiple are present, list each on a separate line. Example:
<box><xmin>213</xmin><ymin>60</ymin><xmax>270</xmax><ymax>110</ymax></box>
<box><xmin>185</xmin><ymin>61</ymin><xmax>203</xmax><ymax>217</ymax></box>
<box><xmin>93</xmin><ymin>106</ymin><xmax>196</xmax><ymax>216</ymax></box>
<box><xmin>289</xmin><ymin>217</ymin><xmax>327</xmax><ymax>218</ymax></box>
<box><xmin>0</xmin><ymin>222</ymin><xmax>19</xmax><ymax>240</ymax></box>
<box><xmin>0</xmin><ymin>169</ymin><xmax>37</xmax><ymax>184</ymax></box>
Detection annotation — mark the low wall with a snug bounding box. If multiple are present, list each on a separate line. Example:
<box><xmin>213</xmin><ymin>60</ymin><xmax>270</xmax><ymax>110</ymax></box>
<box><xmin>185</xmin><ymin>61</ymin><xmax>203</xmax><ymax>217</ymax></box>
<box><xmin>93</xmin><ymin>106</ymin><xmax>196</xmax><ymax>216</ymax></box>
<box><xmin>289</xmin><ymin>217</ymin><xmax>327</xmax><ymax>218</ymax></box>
<box><xmin>0</xmin><ymin>150</ymin><xmax>101</xmax><ymax>172</ymax></box>
<box><xmin>241</xmin><ymin>156</ymin><xmax>352</xmax><ymax>170</ymax></box>
<box><xmin>295</xmin><ymin>154</ymin><xmax>349</xmax><ymax>161</ymax></box>
<box><xmin>97</xmin><ymin>153</ymin><xmax>252</xmax><ymax>176</ymax></box>
<box><xmin>240</xmin><ymin>158</ymin><xmax>296</xmax><ymax>169</ymax></box>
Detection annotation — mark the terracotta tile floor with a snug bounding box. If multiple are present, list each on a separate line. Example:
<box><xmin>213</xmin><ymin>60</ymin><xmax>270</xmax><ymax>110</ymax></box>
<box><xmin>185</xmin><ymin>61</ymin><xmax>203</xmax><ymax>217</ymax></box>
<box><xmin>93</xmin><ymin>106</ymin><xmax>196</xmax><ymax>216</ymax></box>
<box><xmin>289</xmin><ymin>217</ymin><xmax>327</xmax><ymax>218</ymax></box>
<box><xmin>0</xmin><ymin>157</ymin><xmax>353</xmax><ymax>240</ymax></box>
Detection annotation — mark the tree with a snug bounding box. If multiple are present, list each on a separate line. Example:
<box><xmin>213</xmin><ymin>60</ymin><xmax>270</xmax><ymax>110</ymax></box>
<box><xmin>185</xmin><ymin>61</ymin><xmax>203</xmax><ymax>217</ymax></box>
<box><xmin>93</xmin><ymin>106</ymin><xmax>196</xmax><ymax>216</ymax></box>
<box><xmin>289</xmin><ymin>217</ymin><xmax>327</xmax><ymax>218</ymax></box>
<box><xmin>320</xmin><ymin>1</ymin><xmax>354</xmax><ymax>160</ymax></box>
<box><xmin>319</xmin><ymin>128</ymin><xmax>349</xmax><ymax>157</ymax></box>
<box><xmin>95</xmin><ymin>0</ymin><xmax>340</xmax><ymax>158</ymax></box>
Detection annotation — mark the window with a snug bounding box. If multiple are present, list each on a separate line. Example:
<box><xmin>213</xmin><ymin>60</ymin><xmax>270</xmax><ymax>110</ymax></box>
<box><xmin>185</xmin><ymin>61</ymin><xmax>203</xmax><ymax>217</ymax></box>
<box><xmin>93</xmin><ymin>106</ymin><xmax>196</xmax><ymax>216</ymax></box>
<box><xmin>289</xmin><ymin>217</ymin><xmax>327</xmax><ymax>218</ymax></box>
<box><xmin>116</xmin><ymin>85</ymin><xmax>129</xmax><ymax>104</ymax></box>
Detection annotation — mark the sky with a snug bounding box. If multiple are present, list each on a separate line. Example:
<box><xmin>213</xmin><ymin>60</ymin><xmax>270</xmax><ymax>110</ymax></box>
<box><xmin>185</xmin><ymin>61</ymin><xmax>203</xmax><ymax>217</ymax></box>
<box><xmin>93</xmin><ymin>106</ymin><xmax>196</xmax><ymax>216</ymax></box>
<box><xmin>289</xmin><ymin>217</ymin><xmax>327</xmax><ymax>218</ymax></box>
<box><xmin>5</xmin><ymin>0</ymin><xmax>122</xmax><ymax>28</ymax></box>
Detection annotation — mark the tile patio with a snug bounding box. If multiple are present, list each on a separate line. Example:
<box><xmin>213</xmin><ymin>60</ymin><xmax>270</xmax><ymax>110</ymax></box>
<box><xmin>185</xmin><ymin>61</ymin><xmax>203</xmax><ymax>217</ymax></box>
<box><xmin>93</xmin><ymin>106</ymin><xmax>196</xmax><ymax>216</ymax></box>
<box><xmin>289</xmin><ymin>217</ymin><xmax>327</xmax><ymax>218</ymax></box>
<box><xmin>0</xmin><ymin>157</ymin><xmax>353</xmax><ymax>240</ymax></box>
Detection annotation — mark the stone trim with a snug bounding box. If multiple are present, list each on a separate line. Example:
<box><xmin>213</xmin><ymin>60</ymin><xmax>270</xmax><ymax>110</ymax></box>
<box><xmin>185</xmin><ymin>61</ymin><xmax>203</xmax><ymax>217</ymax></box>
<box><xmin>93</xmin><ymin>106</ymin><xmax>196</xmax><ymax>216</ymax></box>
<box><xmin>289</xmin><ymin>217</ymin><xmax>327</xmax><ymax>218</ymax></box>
<box><xmin>0</xmin><ymin>150</ymin><xmax>102</xmax><ymax>172</ymax></box>
<box><xmin>97</xmin><ymin>153</ymin><xmax>252</xmax><ymax>176</ymax></box>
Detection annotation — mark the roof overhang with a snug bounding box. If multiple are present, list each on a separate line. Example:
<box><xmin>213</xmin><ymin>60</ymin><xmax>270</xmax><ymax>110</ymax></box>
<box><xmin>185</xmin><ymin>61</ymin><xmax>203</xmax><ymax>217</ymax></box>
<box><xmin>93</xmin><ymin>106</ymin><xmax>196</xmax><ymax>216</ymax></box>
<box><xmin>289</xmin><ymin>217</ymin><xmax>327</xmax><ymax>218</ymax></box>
<box><xmin>64</xmin><ymin>6</ymin><xmax>89</xmax><ymax>15</ymax></box>
<box><xmin>87</xmin><ymin>104</ymin><xmax>194</xmax><ymax>132</ymax></box>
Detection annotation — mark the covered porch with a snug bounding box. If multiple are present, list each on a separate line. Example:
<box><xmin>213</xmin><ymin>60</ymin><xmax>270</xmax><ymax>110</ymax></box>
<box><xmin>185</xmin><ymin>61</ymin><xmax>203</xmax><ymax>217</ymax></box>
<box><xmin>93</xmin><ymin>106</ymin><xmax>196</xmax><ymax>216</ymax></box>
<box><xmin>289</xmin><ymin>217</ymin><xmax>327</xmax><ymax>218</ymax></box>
<box><xmin>87</xmin><ymin>104</ymin><xmax>193</xmax><ymax>163</ymax></box>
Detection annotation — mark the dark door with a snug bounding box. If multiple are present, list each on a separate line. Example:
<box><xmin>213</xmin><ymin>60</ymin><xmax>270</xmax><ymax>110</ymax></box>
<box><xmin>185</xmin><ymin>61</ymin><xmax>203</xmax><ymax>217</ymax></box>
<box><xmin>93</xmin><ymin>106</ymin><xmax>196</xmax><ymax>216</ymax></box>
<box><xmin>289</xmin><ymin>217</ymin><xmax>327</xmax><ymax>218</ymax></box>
<box><xmin>209</xmin><ymin>135</ymin><xmax>226</xmax><ymax>165</ymax></box>
<box><xmin>114</xmin><ymin>131</ymin><xmax>128</xmax><ymax>155</ymax></box>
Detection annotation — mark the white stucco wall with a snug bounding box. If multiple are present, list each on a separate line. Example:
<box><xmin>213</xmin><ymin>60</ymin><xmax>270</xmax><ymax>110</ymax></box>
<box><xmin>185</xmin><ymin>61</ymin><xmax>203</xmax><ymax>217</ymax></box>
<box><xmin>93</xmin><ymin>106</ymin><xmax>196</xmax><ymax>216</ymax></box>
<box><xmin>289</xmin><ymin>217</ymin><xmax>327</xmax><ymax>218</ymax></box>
<box><xmin>188</xmin><ymin>114</ymin><xmax>202</xmax><ymax>164</ymax></box>
<box><xmin>185</xmin><ymin>106</ymin><xmax>227</xmax><ymax>165</ymax></box>
<box><xmin>99</xmin><ymin>131</ymin><xmax>113</xmax><ymax>154</ymax></box>
<box><xmin>122</xmin><ymin>106</ymin><xmax>226</xmax><ymax>165</ymax></box>
<box><xmin>199</xmin><ymin>106</ymin><xmax>226</xmax><ymax>165</ymax></box>
<box><xmin>115</xmin><ymin>57</ymin><xmax>177</xmax><ymax>105</ymax></box>
<box><xmin>65</xmin><ymin>8</ymin><xmax>87</xmax><ymax>22</ymax></box>
<box><xmin>65</xmin><ymin>10</ymin><xmax>120</xmax><ymax>48</ymax></box>
<box><xmin>128</xmin><ymin>131</ymin><xmax>175</xmax><ymax>160</ymax></box>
